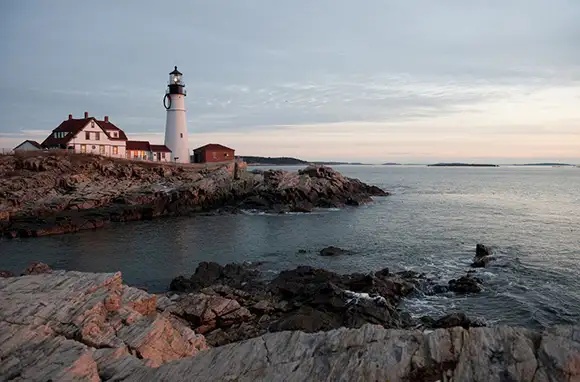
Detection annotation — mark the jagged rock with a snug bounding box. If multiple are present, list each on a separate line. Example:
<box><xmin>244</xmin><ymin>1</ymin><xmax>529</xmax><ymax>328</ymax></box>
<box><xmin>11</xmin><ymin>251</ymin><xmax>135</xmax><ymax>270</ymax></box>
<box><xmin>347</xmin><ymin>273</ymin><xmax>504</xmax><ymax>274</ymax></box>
<box><xmin>319</xmin><ymin>246</ymin><xmax>350</xmax><ymax>256</ymax></box>
<box><xmin>170</xmin><ymin>261</ymin><xmax>262</xmax><ymax>293</ymax></box>
<box><xmin>108</xmin><ymin>324</ymin><xmax>580</xmax><ymax>382</ymax></box>
<box><xmin>472</xmin><ymin>243</ymin><xmax>496</xmax><ymax>267</ymax></box>
<box><xmin>166</xmin><ymin>263</ymin><xmax>422</xmax><ymax>346</ymax></box>
<box><xmin>21</xmin><ymin>261</ymin><xmax>52</xmax><ymax>275</ymax></box>
<box><xmin>449</xmin><ymin>274</ymin><xmax>483</xmax><ymax>294</ymax></box>
<box><xmin>0</xmin><ymin>270</ymin><xmax>14</xmax><ymax>278</ymax></box>
<box><xmin>167</xmin><ymin>293</ymin><xmax>252</xmax><ymax>334</ymax></box>
<box><xmin>0</xmin><ymin>270</ymin><xmax>208</xmax><ymax>381</ymax></box>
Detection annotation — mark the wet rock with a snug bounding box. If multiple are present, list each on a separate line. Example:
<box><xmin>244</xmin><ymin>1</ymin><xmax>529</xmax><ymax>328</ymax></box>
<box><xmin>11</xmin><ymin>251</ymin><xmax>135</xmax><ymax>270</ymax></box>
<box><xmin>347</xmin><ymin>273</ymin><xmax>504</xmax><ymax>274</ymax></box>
<box><xmin>169</xmin><ymin>261</ymin><xmax>262</xmax><ymax>293</ymax></box>
<box><xmin>449</xmin><ymin>274</ymin><xmax>482</xmax><ymax>294</ymax></box>
<box><xmin>319</xmin><ymin>246</ymin><xmax>350</xmax><ymax>256</ymax></box>
<box><xmin>166</xmin><ymin>262</ymin><xmax>428</xmax><ymax>346</ymax></box>
<box><xmin>21</xmin><ymin>261</ymin><xmax>53</xmax><ymax>275</ymax></box>
<box><xmin>0</xmin><ymin>270</ymin><xmax>15</xmax><ymax>278</ymax></box>
<box><xmin>471</xmin><ymin>243</ymin><xmax>496</xmax><ymax>268</ymax></box>
<box><xmin>431</xmin><ymin>312</ymin><xmax>486</xmax><ymax>329</ymax></box>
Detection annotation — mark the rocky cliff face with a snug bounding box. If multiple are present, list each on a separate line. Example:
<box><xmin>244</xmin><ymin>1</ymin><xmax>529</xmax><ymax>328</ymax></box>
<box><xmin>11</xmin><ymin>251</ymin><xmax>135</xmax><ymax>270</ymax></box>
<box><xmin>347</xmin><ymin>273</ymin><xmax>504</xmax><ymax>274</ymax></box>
<box><xmin>1</xmin><ymin>269</ymin><xmax>578</xmax><ymax>381</ymax></box>
<box><xmin>123</xmin><ymin>324</ymin><xmax>580</xmax><ymax>382</ymax></box>
<box><xmin>0</xmin><ymin>268</ymin><xmax>207</xmax><ymax>381</ymax></box>
<box><xmin>0</xmin><ymin>152</ymin><xmax>387</xmax><ymax>238</ymax></box>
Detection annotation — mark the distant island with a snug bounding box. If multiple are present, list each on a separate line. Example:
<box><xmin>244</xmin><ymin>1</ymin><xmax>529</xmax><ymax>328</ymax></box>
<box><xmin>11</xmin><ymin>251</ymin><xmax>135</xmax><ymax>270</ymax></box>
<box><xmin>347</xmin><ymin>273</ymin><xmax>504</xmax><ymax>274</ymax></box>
<box><xmin>428</xmin><ymin>163</ymin><xmax>499</xmax><ymax>167</ymax></box>
<box><xmin>238</xmin><ymin>156</ymin><xmax>308</xmax><ymax>166</ymax></box>
<box><xmin>513</xmin><ymin>163</ymin><xmax>575</xmax><ymax>167</ymax></box>
<box><xmin>382</xmin><ymin>162</ymin><xmax>402</xmax><ymax>166</ymax></box>
<box><xmin>239</xmin><ymin>156</ymin><xmax>372</xmax><ymax>166</ymax></box>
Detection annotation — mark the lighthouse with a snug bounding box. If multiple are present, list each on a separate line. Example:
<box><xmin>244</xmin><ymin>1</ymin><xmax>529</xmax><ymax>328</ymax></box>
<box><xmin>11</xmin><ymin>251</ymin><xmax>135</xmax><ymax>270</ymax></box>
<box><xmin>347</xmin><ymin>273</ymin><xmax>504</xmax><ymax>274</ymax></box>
<box><xmin>163</xmin><ymin>66</ymin><xmax>189</xmax><ymax>163</ymax></box>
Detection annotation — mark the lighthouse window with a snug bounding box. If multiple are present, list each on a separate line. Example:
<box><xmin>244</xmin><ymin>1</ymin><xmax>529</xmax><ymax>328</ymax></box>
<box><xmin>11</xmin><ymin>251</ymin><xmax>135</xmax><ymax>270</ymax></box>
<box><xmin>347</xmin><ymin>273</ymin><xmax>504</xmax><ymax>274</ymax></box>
<box><xmin>180</xmin><ymin>133</ymin><xmax>183</xmax><ymax>138</ymax></box>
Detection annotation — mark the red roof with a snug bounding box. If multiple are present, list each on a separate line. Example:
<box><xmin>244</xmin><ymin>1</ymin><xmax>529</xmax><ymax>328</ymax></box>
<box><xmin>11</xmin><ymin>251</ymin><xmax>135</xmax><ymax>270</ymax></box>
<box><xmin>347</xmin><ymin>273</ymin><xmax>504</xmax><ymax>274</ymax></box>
<box><xmin>14</xmin><ymin>140</ymin><xmax>43</xmax><ymax>150</ymax></box>
<box><xmin>150</xmin><ymin>144</ymin><xmax>171</xmax><ymax>153</ymax></box>
<box><xmin>193</xmin><ymin>143</ymin><xmax>235</xmax><ymax>152</ymax></box>
<box><xmin>41</xmin><ymin>116</ymin><xmax>128</xmax><ymax>148</ymax></box>
<box><xmin>126</xmin><ymin>141</ymin><xmax>151</xmax><ymax>151</ymax></box>
<box><xmin>98</xmin><ymin>120</ymin><xmax>128</xmax><ymax>140</ymax></box>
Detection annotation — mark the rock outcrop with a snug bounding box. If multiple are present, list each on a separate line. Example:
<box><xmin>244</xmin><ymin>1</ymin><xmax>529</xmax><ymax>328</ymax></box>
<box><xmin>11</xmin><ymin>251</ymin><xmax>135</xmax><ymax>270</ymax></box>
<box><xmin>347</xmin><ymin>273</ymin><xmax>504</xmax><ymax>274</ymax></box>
<box><xmin>108</xmin><ymin>324</ymin><xmax>580</xmax><ymax>382</ymax></box>
<box><xmin>166</xmin><ymin>262</ymin><xmax>434</xmax><ymax>346</ymax></box>
<box><xmin>472</xmin><ymin>243</ymin><xmax>496</xmax><ymax>267</ymax></box>
<box><xmin>0</xmin><ymin>153</ymin><xmax>388</xmax><ymax>238</ymax></box>
<box><xmin>319</xmin><ymin>246</ymin><xmax>351</xmax><ymax>256</ymax></box>
<box><xmin>0</xmin><ymin>269</ymin><xmax>207</xmax><ymax>381</ymax></box>
<box><xmin>1</xmin><ymin>268</ymin><xmax>579</xmax><ymax>381</ymax></box>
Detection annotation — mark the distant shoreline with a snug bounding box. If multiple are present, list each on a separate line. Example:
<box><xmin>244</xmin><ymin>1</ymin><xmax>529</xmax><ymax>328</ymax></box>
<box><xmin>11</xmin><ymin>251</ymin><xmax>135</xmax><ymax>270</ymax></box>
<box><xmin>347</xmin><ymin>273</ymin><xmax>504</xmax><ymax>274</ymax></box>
<box><xmin>428</xmin><ymin>163</ymin><xmax>499</xmax><ymax>167</ymax></box>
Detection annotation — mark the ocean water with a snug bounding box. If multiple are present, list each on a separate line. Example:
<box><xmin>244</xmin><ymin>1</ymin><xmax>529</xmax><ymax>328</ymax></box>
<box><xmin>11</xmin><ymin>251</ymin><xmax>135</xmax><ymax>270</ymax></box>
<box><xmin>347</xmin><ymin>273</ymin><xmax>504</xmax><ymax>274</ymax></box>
<box><xmin>1</xmin><ymin>165</ymin><xmax>579</xmax><ymax>329</ymax></box>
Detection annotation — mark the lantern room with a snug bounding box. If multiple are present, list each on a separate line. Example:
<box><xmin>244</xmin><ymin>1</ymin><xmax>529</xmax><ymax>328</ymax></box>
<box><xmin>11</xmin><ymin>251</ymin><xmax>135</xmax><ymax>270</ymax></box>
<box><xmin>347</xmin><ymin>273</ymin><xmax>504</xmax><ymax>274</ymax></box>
<box><xmin>167</xmin><ymin>66</ymin><xmax>186</xmax><ymax>95</ymax></box>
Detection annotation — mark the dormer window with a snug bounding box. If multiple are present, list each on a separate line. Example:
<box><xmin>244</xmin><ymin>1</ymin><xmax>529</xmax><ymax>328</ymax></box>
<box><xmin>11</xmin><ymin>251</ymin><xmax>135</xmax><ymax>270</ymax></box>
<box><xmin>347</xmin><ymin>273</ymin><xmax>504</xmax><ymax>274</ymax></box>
<box><xmin>54</xmin><ymin>132</ymin><xmax>67</xmax><ymax>139</ymax></box>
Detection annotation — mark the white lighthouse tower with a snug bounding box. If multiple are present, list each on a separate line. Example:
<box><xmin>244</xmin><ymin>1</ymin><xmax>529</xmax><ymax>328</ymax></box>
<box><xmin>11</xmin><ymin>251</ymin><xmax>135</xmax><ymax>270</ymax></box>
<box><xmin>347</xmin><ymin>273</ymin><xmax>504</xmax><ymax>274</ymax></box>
<box><xmin>163</xmin><ymin>66</ymin><xmax>189</xmax><ymax>163</ymax></box>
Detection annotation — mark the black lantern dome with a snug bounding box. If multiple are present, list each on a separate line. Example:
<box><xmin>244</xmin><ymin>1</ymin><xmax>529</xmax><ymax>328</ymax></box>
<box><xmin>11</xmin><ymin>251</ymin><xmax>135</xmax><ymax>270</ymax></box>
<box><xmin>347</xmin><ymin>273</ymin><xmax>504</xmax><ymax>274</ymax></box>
<box><xmin>167</xmin><ymin>66</ymin><xmax>186</xmax><ymax>95</ymax></box>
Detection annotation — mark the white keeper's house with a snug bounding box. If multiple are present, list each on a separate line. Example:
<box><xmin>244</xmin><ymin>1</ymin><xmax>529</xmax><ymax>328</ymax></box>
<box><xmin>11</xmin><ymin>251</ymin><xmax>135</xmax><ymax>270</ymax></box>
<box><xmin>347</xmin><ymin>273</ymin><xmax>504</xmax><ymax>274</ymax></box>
<box><xmin>25</xmin><ymin>111</ymin><xmax>172</xmax><ymax>162</ymax></box>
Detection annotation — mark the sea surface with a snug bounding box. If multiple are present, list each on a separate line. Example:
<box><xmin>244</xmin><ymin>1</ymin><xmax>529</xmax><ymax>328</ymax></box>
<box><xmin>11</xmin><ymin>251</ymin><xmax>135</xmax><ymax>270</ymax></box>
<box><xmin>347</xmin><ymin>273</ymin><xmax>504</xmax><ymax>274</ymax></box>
<box><xmin>1</xmin><ymin>165</ymin><xmax>579</xmax><ymax>329</ymax></box>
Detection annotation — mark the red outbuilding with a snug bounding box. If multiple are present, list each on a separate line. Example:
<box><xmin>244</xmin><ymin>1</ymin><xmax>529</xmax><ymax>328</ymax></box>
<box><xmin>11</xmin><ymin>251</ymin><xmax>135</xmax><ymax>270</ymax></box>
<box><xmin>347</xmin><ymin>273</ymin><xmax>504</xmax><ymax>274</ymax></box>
<box><xmin>192</xmin><ymin>144</ymin><xmax>235</xmax><ymax>163</ymax></box>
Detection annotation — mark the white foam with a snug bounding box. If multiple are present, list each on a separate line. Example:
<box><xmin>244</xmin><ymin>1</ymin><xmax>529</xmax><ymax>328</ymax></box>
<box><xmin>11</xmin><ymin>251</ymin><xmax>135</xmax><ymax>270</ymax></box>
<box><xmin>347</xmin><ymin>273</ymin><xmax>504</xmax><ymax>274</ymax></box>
<box><xmin>344</xmin><ymin>290</ymin><xmax>387</xmax><ymax>305</ymax></box>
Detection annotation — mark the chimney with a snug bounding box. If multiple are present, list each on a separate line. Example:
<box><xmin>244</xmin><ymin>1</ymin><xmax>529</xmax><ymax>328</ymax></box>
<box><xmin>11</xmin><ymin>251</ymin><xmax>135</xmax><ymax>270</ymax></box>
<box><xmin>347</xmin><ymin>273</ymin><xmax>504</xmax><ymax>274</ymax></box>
<box><xmin>84</xmin><ymin>111</ymin><xmax>89</xmax><ymax>118</ymax></box>
<box><xmin>104</xmin><ymin>115</ymin><xmax>109</xmax><ymax>122</ymax></box>
<box><xmin>68</xmin><ymin>114</ymin><xmax>72</xmax><ymax>120</ymax></box>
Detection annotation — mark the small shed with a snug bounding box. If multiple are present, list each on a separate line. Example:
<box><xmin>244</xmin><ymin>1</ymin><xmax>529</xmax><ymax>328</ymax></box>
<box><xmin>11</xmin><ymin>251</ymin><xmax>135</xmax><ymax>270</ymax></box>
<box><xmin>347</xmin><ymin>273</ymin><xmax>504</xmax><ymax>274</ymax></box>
<box><xmin>193</xmin><ymin>144</ymin><xmax>235</xmax><ymax>163</ymax></box>
<box><xmin>13</xmin><ymin>140</ymin><xmax>43</xmax><ymax>151</ymax></box>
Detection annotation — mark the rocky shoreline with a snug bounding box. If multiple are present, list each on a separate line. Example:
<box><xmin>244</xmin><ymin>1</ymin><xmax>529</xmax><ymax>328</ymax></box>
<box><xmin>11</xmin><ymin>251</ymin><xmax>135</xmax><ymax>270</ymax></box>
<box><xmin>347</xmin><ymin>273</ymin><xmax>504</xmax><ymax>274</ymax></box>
<box><xmin>0</xmin><ymin>153</ymin><xmax>387</xmax><ymax>239</ymax></box>
<box><xmin>0</xmin><ymin>262</ymin><xmax>578</xmax><ymax>381</ymax></box>
<box><xmin>165</xmin><ymin>258</ymin><xmax>486</xmax><ymax>347</ymax></box>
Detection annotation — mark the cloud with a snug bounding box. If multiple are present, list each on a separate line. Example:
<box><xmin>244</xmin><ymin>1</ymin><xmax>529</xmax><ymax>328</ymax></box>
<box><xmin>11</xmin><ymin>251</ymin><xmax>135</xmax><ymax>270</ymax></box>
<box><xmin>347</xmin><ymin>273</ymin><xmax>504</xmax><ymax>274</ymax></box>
<box><xmin>0</xmin><ymin>0</ymin><xmax>579</xmax><ymax>162</ymax></box>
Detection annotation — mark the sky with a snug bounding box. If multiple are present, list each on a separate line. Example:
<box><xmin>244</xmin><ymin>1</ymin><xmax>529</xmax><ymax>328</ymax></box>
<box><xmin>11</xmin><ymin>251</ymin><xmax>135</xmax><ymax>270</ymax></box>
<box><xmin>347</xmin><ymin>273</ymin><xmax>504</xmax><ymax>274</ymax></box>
<box><xmin>1</xmin><ymin>1</ymin><xmax>579</xmax><ymax>163</ymax></box>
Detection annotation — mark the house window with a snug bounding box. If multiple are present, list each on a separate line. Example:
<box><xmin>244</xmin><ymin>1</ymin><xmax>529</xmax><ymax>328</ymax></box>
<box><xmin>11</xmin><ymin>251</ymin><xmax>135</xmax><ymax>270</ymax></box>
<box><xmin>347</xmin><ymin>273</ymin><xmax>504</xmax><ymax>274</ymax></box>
<box><xmin>133</xmin><ymin>151</ymin><xmax>138</xmax><ymax>159</ymax></box>
<box><xmin>95</xmin><ymin>132</ymin><xmax>100</xmax><ymax>141</ymax></box>
<box><xmin>224</xmin><ymin>153</ymin><xmax>229</xmax><ymax>157</ymax></box>
<box><xmin>113</xmin><ymin>146</ymin><xmax>118</xmax><ymax>155</ymax></box>
<box><xmin>180</xmin><ymin>133</ymin><xmax>183</xmax><ymax>138</ymax></box>
<box><xmin>80</xmin><ymin>144</ymin><xmax>86</xmax><ymax>153</ymax></box>
<box><xmin>162</xmin><ymin>152</ymin><xmax>166</xmax><ymax>159</ymax></box>
<box><xmin>85</xmin><ymin>132</ymin><xmax>90</xmax><ymax>140</ymax></box>
<box><xmin>99</xmin><ymin>145</ymin><xmax>105</xmax><ymax>154</ymax></box>
<box><xmin>113</xmin><ymin>132</ymin><xmax>117</xmax><ymax>137</ymax></box>
<box><xmin>212</xmin><ymin>152</ymin><xmax>217</xmax><ymax>159</ymax></box>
